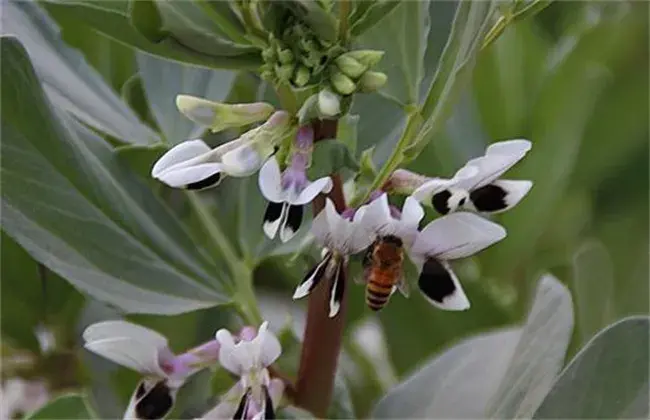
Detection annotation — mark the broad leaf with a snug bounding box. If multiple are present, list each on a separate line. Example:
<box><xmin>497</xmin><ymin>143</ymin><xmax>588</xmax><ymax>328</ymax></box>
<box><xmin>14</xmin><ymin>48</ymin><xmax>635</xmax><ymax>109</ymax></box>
<box><xmin>42</xmin><ymin>0</ymin><xmax>262</xmax><ymax>70</ymax></box>
<box><xmin>356</xmin><ymin>0</ymin><xmax>430</xmax><ymax>105</ymax></box>
<box><xmin>533</xmin><ymin>316</ymin><xmax>650</xmax><ymax>419</ymax></box>
<box><xmin>486</xmin><ymin>274</ymin><xmax>574</xmax><ymax>418</ymax></box>
<box><xmin>136</xmin><ymin>53</ymin><xmax>236</xmax><ymax>143</ymax></box>
<box><xmin>350</xmin><ymin>1</ymin><xmax>401</xmax><ymax>36</ymax></box>
<box><xmin>407</xmin><ymin>1</ymin><xmax>497</xmax><ymax>159</ymax></box>
<box><xmin>25</xmin><ymin>393</ymin><xmax>95</xmax><ymax>419</ymax></box>
<box><xmin>2</xmin><ymin>1</ymin><xmax>157</xmax><ymax>145</ymax></box>
<box><xmin>373</xmin><ymin>274</ymin><xmax>573</xmax><ymax>418</ymax></box>
<box><xmin>1</xmin><ymin>37</ymin><xmax>231</xmax><ymax>315</ymax></box>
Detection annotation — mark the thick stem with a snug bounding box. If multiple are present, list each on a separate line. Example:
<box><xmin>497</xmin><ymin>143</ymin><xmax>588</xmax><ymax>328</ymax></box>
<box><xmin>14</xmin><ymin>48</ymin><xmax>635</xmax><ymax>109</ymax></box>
<box><xmin>294</xmin><ymin>121</ymin><xmax>346</xmax><ymax>417</ymax></box>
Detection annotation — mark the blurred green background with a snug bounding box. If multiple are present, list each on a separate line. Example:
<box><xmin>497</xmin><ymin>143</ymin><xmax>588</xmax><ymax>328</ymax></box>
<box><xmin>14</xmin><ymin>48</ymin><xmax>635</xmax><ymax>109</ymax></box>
<box><xmin>1</xmin><ymin>1</ymin><xmax>647</xmax><ymax>418</ymax></box>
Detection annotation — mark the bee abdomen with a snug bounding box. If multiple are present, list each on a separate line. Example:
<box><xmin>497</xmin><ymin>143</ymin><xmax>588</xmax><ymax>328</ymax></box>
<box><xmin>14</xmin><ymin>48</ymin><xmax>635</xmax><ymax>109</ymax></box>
<box><xmin>366</xmin><ymin>282</ymin><xmax>392</xmax><ymax>311</ymax></box>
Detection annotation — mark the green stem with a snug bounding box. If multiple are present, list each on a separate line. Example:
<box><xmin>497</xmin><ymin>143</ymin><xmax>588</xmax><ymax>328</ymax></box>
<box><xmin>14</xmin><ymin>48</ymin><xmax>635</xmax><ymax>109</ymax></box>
<box><xmin>338</xmin><ymin>0</ymin><xmax>351</xmax><ymax>44</ymax></box>
<box><xmin>350</xmin><ymin>110</ymin><xmax>421</xmax><ymax>207</ymax></box>
<box><xmin>195</xmin><ymin>0</ymin><xmax>251</xmax><ymax>45</ymax></box>
<box><xmin>234</xmin><ymin>273</ymin><xmax>263</xmax><ymax>325</ymax></box>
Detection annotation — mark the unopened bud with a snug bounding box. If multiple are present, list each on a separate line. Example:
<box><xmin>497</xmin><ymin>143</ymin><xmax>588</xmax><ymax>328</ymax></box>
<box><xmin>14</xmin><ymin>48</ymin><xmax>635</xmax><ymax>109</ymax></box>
<box><xmin>358</xmin><ymin>71</ymin><xmax>387</xmax><ymax>92</ymax></box>
<box><xmin>344</xmin><ymin>50</ymin><xmax>385</xmax><ymax>67</ymax></box>
<box><xmin>293</xmin><ymin>66</ymin><xmax>311</xmax><ymax>87</ymax></box>
<box><xmin>175</xmin><ymin>95</ymin><xmax>274</xmax><ymax>132</ymax></box>
<box><xmin>278</xmin><ymin>49</ymin><xmax>294</xmax><ymax>64</ymax></box>
<box><xmin>275</xmin><ymin>63</ymin><xmax>295</xmax><ymax>81</ymax></box>
<box><xmin>318</xmin><ymin>89</ymin><xmax>341</xmax><ymax>117</ymax></box>
<box><xmin>335</xmin><ymin>55</ymin><xmax>366</xmax><ymax>78</ymax></box>
<box><xmin>331</xmin><ymin>71</ymin><xmax>356</xmax><ymax>95</ymax></box>
<box><xmin>261</xmin><ymin>48</ymin><xmax>276</xmax><ymax>62</ymax></box>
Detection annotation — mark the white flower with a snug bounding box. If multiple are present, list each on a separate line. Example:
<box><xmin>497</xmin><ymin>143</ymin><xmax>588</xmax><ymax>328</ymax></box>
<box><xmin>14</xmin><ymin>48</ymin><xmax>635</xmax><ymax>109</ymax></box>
<box><xmin>151</xmin><ymin>111</ymin><xmax>291</xmax><ymax>190</ymax></box>
<box><xmin>176</xmin><ymin>95</ymin><xmax>274</xmax><ymax>133</ymax></box>
<box><xmin>409</xmin><ymin>212</ymin><xmax>507</xmax><ymax>310</ymax></box>
<box><xmin>83</xmin><ymin>321</ymin><xmax>220</xmax><ymax>420</ymax></box>
<box><xmin>361</xmin><ymin>193</ymin><xmax>424</xmax><ymax>249</ymax></box>
<box><xmin>0</xmin><ymin>378</ymin><xmax>49</xmax><ymax>419</ymax></box>
<box><xmin>318</xmin><ymin>88</ymin><xmax>341</xmax><ymax>117</ymax></box>
<box><xmin>202</xmin><ymin>322</ymin><xmax>283</xmax><ymax>419</ymax></box>
<box><xmin>412</xmin><ymin>139</ymin><xmax>533</xmax><ymax>214</ymax></box>
<box><xmin>258</xmin><ymin>156</ymin><xmax>332</xmax><ymax>243</ymax></box>
<box><xmin>293</xmin><ymin>198</ymin><xmax>374</xmax><ymax>317</ymax></box>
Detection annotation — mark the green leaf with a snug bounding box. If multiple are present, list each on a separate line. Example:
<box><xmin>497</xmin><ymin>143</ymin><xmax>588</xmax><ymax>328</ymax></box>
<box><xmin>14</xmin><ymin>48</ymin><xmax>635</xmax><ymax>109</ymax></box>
<box><xmin>407</xmin><ymin>1</ymin><xmax>497</xmax><ymax>160</ymax></box>
<box><xmin>129</xmin><ymin>0</ymin><xmax>166</xmax><ymax>43</ymax></box>
<box><xmin>373</xmin><ymin>274</ymin><xmax>573</xmax><ymax>418</ymax></box>
<box><xmin>136</xmin><ymin>53</ymin><xmax>236</xmax><ymax>144</ymax></box>
<box><xmin>308</xmin><ymin>140</ymin><xmax>359</xmax><ymax>180</ymax></box>
<box><xmin>485</xmin><ymin>274</ymin><xmax>574</xmax><ymax>418</ymax></box>
<box><xmin>2</xmin><ymin>1</ymin><xmax>158</xmax><ymax>144</ymax></box>
<box><xmin>356</xmin><ymin>1</ymin><xmax>430</xmax><ymax>105</ymax></box>
<box><xmin>1</xmin><ymin>36</ymin><xmax>231</xmax><ymax>315</ymax></box>
<box><xmin>42</xmin><ymin>0</ymin><xmax>262</xmax><ymax>70</ymax></box>
<box><xmin>350</xmin><ymin>1</ymin><xmax>401</xmax><ymax>36</ymax></box>
<box><xmin>533</xmin><ymin>316</ymin><xmax>650</xmax><ymax>419</ymax></box>
<box><xmin>25</xmin><ymin>393</ymin><xmax>95</xmax><ymax>419</ymax></box>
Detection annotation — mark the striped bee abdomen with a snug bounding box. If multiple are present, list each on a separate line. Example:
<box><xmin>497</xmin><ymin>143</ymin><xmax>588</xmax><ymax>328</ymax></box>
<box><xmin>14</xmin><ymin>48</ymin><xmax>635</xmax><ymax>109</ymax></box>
<box><xmin>365</xmin><ymin>279</ymin><xmax>393</xmax><ymax>311</ymax></box>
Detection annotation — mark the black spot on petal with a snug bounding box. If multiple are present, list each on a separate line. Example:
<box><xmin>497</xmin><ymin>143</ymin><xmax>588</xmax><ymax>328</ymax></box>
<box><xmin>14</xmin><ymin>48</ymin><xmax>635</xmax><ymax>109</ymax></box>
<box><xmin>233</xmin><ymin>388</ymin><xmax>251</xmax><ymax>420</ymax></box>
<box><xmin>297</xmin><ymin>252</ymin><xmax>332</xmax><ymax>294</ymax></box>
<box><xmin>432</xmin><ymin>190</ymin><xmax>452</xmax><ymax>215</ymax></box>
<box><xmin>186</xmin><ymin>172</ymin><xmax>221</xmax><ymax>190</ymax></box>
<box><xmin>469</xmin><ymin>184</ymin><xmax>508</xmax><ymax>213</ymax></box>
<box><xmin>418</xmin><ymin>258</ymin><xmax>455</xmax><ymax>304</ymax></box>
<box><xmin>135</xmin><ymin>381</ymin><xmax>173</xmax><ymax>420</ymax></box>
<box><xmin>263</xmin><ymin>385</ymin><xmax>276</xmax><ymax>419</ymax></box>
<box><xmin>135</xmin><ymin>382</ymin><xmax>146</xmax><ymax>399</ymax></box>
<box><xmin>285</xmin><ymin>205</ymin><xmax>303</xmax><ymax>235</ymax></box>
<box><xmin>264</xmin><ymin>201</ymin><xmax>284</xmax><ymax>223</ymax></box>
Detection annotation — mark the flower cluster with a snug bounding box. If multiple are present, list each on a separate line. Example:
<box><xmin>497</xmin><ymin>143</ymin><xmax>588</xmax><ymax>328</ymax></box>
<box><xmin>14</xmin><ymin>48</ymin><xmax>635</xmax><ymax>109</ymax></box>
<box><xmin>83</xmin><ymin>320</ymin><xmax>283</xmax><ymax>420</ymax></box>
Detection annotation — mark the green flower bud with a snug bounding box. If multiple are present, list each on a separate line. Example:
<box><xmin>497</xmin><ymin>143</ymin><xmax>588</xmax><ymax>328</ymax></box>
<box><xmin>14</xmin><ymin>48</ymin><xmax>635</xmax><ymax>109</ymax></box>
<box><xmin>358</xmin><ymin>71</ymin><xmax>388</xmax><ymax>92</ymax></box>
<box><xmin>278</xmin><ymin>49</ymin><xmax>294</xmax><ymax>64</ymax></box>
<box><xmin>331</xmin><ymin>71</ymin><xmax>356</xmax><ymax>95</ymax></box>
<box><xmin>275</xmin><ymin>63</ymin><xmax>295</xmax><ymax>81</ymax></box>
<box><xmin>261</xmin><ymin>48</ymin><xmax>276</xmax><ymax>62</ymax></box>
<box><xmin>175</xmin><ymin>95</ymin><xmax>275</xmax><ymax>133</ymax></box>
<box><xmin>293</xmin><ymin>66</ymin><xmax>311</xmax><ymax>87</ymax></box>
<box><xmin>344</xmin><ymin>50</ymin><xmax>385</xmax><ymax>67</ymax></box>
<box><xmin>335</xmin><ymin>55</ymin><xmax>366</xmax><ymax>79</ymax></box>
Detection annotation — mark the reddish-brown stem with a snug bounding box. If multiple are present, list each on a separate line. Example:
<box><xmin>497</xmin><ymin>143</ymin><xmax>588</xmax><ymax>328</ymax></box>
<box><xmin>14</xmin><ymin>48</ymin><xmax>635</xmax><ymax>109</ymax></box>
<box><xmin>294</xmin><ymin>120</ymin><xmax>346</xmax><ymax>417</ymax></box>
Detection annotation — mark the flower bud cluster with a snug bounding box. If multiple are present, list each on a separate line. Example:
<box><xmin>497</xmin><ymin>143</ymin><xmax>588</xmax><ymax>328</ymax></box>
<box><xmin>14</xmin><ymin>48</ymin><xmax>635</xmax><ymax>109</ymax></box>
<box><xmin>260</xmin><ymin>23</ymin><xmax>387</xmax><ymax>95</ymax></box>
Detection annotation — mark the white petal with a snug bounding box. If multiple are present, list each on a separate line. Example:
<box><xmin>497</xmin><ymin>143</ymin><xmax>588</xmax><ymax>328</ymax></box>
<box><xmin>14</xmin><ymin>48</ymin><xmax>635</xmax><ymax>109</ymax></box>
<box><xmin>258</xmin><ymin>157</ymin><xmax>284</xmax><ymax>203</ymax></box>
<box><xmin>83</xmin><ymin>321</ymin><xmax>169</xmax><ymax>376</ymax></box>
<box><xmin>216</xmin><ymin>329</ymin><xmax>241</xmax><ymax>376</ymax></box>
<box><xmin>263</xmin><ymin>203</ymin><xmax>288</xmax><ymax>240</ymax></box>
<box><xmin>318</xmin><ymin>89</ymin><xmax>341</xmax><ymax>117</ymax></box>
<box><xmin>491</xmin><ymin>179</ymin><xmax>533</xmax><ymax>212</ymax></box>
<box><xmin>411</xmin><ymin>178</ymin><xmax>458</xmax><ymax>204</ymax></box>
<box><xmin>411</xmin><ymin>212</ymin><xmax>506</xmax><ymax>261</ymax></box>
<box><xmin>459</xmin><ymin>153</ymin><xmax>527</xmax><ymax>190</ymax></box>
<box><xmin>360</xmin><ymin>193</ymin><xmax>393</xmax><ymax>234</ymax></box>
<box><xmin>221</xmin><ymin>144</ymin><xmax>266</xmax><ymax>177</ymax></box>
<box><xmin>291</xmin><ymin>177</ymin><xmax>333</xmax><ymax>206</ymax></box>
<box><xmin>485</xmin><ymin>139</ymin><xmax>532</xmax><ymax>157</ymax></box>
<box><xmin>293</xmin><ymin>253</ymin><xmax>331</xmax><ymax>299</ymax></box>
<box><xmin>418</xmin><ymin>260</ymin><xmax>470</xmax><ymax>311</ymax></box>
<box><xmin>156</xmin><ymin>163</ymin><xmax>224</xmax><ymax>188</ymax></box>
<box><xmin>268</xmin><ymin>378</ymin><xmax>285</xmax><ymax>409</ymax></box>
<box><xmin>151</xmin><ymin>140</ymin><xmax>211</xmax><ymax>178</ymax></box>
<box><xmin>400</xmin><ymin>196</ymin><xmax>424</xmax><ymax>231</ymax></box>
<box><xmin>256</xmin><ymin>322</ymin><xmax>282</xmax><ymax>368</ymax></box>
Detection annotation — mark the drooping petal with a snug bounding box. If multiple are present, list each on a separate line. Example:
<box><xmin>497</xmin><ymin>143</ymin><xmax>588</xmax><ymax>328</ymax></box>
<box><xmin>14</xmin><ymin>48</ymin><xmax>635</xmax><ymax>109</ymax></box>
<box><xmin>263</xmin><ymin>202</ymin><xmax>287</xmax><ymax>240</ymax></box>
<box><xmin>156</xmin><ymin>163</ymin><xmax>224</xmax><ymax>189</ymax></box>
<box><xmin>293</xmin><ymin>252</ymin><xmax>333</xmax><ymax>299</ymax></box>
<box><xmin>255</xmin><ymin>322</ymin><xmax>282</xmax><ymax>368</ymax></box>
<box><xmin>83</xmin><ymin>321</ymin><xmax>170</xmax><ymax>377</ymax></box>
<box><xmin>215</xmin><ymin>329</ymin><xmax>242</xmax><ymax>376</ymax></box>
<box><xmin>417</xmin><ymin>258</ymin><xmax>470</xmax><ymax>310</ymax></box>
<box><xmin>411</xmin><ymin>212</ymin><xmax>506</xmax><ymax>261</ymax></box>
<box><xmin>291</xmin><ymin>176</ymin><xmax>332</xmax><ymax>206</ymax></box>
<box><xmin>279</xmin><ymin>205</ymin><xmax>303</xmax><ymax>243</ymax></box>
<box><xmin>467</xmin><ymin>179</ymin><xmax>532</xmax><ymax>213</ymax></box>
<box><xmin>151</xmin><ymin>140</ymin><xmax>211</xmax><ymax>178</ymax></box>
<box><xmin>328</xmin><ymin>258</ymin><xmax>346</xmax><ymax>318</ymax></box>
<box><xmin>258</xmin><ymin>157</ymin><xmax>284</xmax><ymax>203</ymax></box>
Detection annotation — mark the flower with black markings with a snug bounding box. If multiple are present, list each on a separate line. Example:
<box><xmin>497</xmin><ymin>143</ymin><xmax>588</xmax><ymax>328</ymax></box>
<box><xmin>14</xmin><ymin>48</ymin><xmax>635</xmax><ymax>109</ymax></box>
<box><xmin>200</xmin><ymin>322</ymin><xmax>283</xmax><ymax>420</ymax></box>
<box><xmin>259</xmin><ymin>126</ymin><xmax>332</xmax><ymax>242</ymax></box>
<box><xmin>409</xmin><ymin>212</ymin><xmax>507</xmax><ymax>310</ymax></box>
<box><xmin>412</xmin><ymin>139</ymin><xmax>532</xmax><ymax>215</ymax></box>
<box><xmin>293</xmin><ymin>198</ymin><xmax>374</xmax><ymax>318</ymax></box>
<box><xmin>152</xmin><ymin>111</ymin><xmax>291</xmax><ymax>190</ymax></box>
<box><xmin>83</xmin><ymin>321</ymin><xmax>220</xmax><ymax>420</ymax></box>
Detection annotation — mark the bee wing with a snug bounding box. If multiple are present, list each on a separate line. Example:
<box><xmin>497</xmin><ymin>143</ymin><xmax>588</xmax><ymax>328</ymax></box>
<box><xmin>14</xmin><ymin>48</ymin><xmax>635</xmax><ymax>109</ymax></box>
<box><xmin>396</xmin><ymin>274</ymin><xmax>410</xmax><ymax>298</ymax></box>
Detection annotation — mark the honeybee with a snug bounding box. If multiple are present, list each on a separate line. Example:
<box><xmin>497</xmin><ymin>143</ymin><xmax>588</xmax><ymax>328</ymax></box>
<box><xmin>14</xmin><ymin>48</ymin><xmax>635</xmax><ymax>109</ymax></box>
<box><xmin>362</xmin><ymin>235</ymin><xmax>409</xmax><ymax>311</ymax></box>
